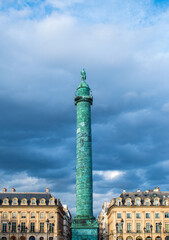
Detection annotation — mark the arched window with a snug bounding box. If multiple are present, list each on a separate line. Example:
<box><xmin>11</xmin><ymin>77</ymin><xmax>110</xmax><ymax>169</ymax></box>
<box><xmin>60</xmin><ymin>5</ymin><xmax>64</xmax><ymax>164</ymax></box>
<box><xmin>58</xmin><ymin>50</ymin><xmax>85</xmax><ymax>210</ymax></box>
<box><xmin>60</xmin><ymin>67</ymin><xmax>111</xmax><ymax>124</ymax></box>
<box><xmin>31</xmin><ymin>199</ymin><xmax>36</xmax><ymax>205</ymax></box>
<box><xmin>12</xmin><ymin>198</ymin><xmax>18</xmax><ymax>205</ymax></box>
<box><xmin>136</xmin><ymin>199</ymin><xmax>140</xmax><ymax>206</ymax></box>
<box><xmin>155</xmin><ymin>199</ymin><xmax>159</xmax><ymax>206</ymax></box>
<box><xmin>126</xmin><ymin>237</ymin><xmax>133</xmax><ymax>240</ymax></box>
<box><xmin>145</xmin><ymin>199</ymin><xmax>150</xmax><ymax>206</ymax></box>
<box><xmin>39</xmin><ymin>238</ymin><xmax>44</xmax><ymax>240</ymax></box>
<box><xmin>127</xmin><ymin>200</ymin><xmax>131</xmax><ymax>206</ymax></box>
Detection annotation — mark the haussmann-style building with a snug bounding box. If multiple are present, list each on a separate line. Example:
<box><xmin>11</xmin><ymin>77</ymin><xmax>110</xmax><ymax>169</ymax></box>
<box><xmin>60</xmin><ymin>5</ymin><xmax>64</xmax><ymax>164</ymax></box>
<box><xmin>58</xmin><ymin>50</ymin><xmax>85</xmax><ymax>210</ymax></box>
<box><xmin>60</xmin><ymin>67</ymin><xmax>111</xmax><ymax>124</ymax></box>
<box><xmin>106</xmin><ymin>187</ymin><xmax>169</xmax><ymax>240</ymax></box>
<box><xmin>0</xmin><ymin>187</ymin><xmax>71</xmax><ymax>240</ymax></box>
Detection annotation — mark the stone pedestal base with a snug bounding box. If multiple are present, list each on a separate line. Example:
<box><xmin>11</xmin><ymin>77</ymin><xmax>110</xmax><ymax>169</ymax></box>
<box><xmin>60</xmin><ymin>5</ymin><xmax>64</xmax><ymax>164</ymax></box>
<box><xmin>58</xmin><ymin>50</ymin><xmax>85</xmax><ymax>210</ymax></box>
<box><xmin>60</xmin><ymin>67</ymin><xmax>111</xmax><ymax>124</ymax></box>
<box><xmin>71</xmin><ymin>217</ymin><xmax>98</xmax><ymax>240</ymax></box>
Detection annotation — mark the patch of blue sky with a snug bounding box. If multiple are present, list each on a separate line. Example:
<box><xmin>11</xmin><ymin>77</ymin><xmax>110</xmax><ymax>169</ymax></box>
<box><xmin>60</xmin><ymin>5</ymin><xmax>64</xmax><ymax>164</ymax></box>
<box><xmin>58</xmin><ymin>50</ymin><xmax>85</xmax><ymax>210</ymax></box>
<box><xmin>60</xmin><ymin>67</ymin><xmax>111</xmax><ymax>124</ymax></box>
<box><xmin>0</xmin><ymin>0</ymin><xmax>169</xmax><ymax>23</ymax></box>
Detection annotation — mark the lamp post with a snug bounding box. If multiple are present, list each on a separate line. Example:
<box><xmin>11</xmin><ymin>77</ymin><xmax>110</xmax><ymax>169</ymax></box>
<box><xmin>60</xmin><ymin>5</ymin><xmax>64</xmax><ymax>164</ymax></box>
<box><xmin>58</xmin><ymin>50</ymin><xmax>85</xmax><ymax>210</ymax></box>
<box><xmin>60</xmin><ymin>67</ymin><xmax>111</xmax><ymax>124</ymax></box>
<box><xmin>18</xmin><ymin>224</ymin><xmax>20</xmax><ymax>240</ymax></box>
<box><xmin>8</xmin><ymin>222</ymin><xmax>11</xmax><ymax>240</ymax></box>
<box><xmin>150</xmin><ymin>224</ymin><xmax>153</xmax><ymax>240</ymax></box>
<box><xmin>25</xmin><ymin>227</ymin><xmax>28</xmax><ymax>240</ymax></box>
<box><xmin>46</xmin><ymin>219</ymin><xmax>49</xmax><ymax>240</ymax></box>
<box><xmin>121</xmin><ymin>219</ymin><xmax>124</xmax><ymax>240</ymax></box>
<box><xmin>159</xmin><ymin>222</ymin><xmax>162</xmax><ymax>239</ymax></box>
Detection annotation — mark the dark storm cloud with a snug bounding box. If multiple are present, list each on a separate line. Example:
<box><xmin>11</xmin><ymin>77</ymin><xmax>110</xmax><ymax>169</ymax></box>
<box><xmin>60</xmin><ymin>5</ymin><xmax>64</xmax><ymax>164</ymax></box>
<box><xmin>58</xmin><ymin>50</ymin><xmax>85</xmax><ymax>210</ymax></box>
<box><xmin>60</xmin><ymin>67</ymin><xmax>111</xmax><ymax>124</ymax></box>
<box><xmin>1</xmin><ymin>0</ymin><xmax>169</xmax><ymax>216</ymax></box>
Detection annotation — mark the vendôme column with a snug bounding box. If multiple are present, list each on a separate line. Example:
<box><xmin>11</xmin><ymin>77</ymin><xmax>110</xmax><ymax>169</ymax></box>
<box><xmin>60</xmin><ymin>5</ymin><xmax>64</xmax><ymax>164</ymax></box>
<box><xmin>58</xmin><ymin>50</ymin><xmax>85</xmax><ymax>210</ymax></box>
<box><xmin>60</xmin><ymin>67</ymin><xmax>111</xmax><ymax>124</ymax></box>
<box><xmin>71</xmin><ymin>69</ymin><xmax>98</xmax><ymax>240</ymax></box>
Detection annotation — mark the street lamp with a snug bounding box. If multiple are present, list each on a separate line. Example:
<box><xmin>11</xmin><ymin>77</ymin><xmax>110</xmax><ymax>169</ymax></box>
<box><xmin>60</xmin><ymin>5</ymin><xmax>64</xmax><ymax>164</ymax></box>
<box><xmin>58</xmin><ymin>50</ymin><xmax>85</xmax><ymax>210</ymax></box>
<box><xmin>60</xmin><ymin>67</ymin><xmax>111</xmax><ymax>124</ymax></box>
<box><xmin>8</xmin><ymin>222</ymin><xmax>11</xmax><ymax>240</ymax></box>
<box><xmin>116</xmin><ymin>223</ymin><xmax>118</xmax><ymax>233</ymax></box>
<box><xmin>25</xmin><ymin>227</ymin><xmax>28</xmax><ymax>240</ymax></box>
<box><xmin>150</xmin><ymin>224</ymin><xmax>153</xmax><ymax>240</ymax></box>
<box><xmin>121</xmin><ymin>219</ymin><xmax>124</xmax><ymax>240</ymax></box>
<box><xmin>18</xmin><ymin>224</ymin><xmax>20</xmax><ymax>240</ymax></box>
<box><xmin>46</xmin><ymin>219</ymin><xmax>49</xmax><ymax>240</ymax></box>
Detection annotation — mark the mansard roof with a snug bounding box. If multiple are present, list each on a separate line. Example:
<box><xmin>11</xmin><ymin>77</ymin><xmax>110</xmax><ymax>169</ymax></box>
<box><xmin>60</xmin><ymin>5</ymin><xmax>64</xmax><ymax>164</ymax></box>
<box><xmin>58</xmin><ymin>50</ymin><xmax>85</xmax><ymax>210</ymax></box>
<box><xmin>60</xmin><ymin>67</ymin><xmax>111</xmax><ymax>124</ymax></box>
<box><xmin>0</xmin><ymin>192</ymin><xmax>54</xmax><ymax>201</ymax></box>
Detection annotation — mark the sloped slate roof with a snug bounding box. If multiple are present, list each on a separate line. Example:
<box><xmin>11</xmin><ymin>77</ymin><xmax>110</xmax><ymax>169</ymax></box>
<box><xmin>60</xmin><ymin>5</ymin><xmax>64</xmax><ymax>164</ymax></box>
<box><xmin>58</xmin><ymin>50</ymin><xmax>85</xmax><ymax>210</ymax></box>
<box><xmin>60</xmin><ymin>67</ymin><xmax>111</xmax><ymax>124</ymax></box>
<box><xmin>0</xmin><ymin>192</ymin><xmax>57</xmax><ymax>205</ymax></box>
<box><xmin>120</xmin><ymin>191</ymin><xmax>169</xmax><ymax>201</ymax></box>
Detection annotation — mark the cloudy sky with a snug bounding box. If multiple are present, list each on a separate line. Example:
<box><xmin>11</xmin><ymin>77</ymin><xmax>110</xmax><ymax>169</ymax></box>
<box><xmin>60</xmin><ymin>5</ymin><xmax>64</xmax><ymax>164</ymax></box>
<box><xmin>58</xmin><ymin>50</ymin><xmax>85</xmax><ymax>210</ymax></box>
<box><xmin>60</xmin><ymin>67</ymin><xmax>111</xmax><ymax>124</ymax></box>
<box><xmin>1</xmin><ymin>0</ymin><xmax>169</xmax><ymax>216</ymax></box>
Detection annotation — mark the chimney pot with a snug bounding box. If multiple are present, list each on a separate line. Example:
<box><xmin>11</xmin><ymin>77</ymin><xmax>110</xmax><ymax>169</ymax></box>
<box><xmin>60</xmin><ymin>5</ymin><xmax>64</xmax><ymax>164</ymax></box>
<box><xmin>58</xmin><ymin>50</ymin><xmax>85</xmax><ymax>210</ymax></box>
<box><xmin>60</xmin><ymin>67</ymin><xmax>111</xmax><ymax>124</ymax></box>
<box><xmin>12</xmin><ymin>188</ymin><xmax>16</xmax><ymax>192</ymax></box>
<box><xmin>46</xmin><ymin>188</ymin><xmax>49</xmax><ymax>193</ymax></box>
<box><xmin>3</xmin><ymin>188</ymin><xmax>7</xmax><ymax>192</ymax></box>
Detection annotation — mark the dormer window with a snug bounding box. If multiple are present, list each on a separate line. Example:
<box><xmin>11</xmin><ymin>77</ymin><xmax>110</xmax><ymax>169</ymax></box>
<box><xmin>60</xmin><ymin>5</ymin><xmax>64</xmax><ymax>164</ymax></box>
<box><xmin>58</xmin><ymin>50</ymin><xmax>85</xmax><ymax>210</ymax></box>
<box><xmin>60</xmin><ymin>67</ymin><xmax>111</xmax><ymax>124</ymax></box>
<box><xmin>31</xmin><ymin>199</ymin><xmax>36</xmax><ymax>205</ymax></box>
<box><xmin>126</xmin><ymin>199</ymin><xmax>131</xmax><ymax>206</ymax></box>
<box><xmin>155</xmin><ymin>199</ymin><xmax>159</xmax><ymax>206</ymax></box>
<box><xmin>40</xmin><ymin>199</ymin><xmax>45</xmax><ymax>205</ymax></box>
<box><xmin>145</xmin><ymin>199</ymin><xmax>150</xmax><ymax>206</ymax></box>
<box><xmin>117</xmin><ymin>199</ymin><xmax>121</xmax><ymax>206</ymax></box>
<box><xmin>50</xmin><ymin>199</ymin><xmax>54</xmax><ymax>205</ymax></box>
<box><xmin>3</xmin><ymin>198</ymin><xmax>9</xmax><ymax>205</ymax></box>
<box><xmin>136</xmin><ymin>199</ymin><xmax>140</xmax><ymax>206</ymax></box>
<box><xmin>21</xmin><ymin>199</ymin><xmax>27</xmax><ymax>205</ymax></box>
<box><xmin>12</xmin><ymin>198</ymin><xmax>18</xmax><ymax>205</ymax></box>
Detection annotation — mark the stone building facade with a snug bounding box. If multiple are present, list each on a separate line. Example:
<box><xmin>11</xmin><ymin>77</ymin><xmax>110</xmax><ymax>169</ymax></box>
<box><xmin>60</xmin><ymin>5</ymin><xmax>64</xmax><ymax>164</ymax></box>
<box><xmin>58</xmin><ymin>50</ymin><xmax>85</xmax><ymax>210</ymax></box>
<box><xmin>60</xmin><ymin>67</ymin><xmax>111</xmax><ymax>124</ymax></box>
<box><xmin>0</xmin><ymin>188</ymin><xmax>69</xmax><ymax>240</ymax></box>
<box><xmin>107</xmin><ymin>187</ymin><xmax>169</xmax><ymax>240</ymax></box>
<box><xmin>98</xmin><ymin>202</ymin><xmax>109</xmax><ymax>240</ymax></box>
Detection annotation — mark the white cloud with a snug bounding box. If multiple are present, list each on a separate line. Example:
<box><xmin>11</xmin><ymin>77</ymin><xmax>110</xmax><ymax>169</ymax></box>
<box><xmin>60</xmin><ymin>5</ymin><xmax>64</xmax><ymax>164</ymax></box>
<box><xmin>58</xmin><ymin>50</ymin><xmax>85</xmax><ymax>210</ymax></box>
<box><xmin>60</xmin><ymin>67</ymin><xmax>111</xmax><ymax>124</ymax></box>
<box><xmin>94</xmin><ymin>170</ymin><xmax>124</xmax><ymax>181</ymax></box>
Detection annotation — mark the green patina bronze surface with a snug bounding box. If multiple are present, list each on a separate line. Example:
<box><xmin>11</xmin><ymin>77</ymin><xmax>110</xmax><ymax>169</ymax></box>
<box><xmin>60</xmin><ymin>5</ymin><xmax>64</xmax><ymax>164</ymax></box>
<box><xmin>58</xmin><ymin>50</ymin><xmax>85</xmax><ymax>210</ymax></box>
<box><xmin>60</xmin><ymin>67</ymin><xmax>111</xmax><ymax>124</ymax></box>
<box><xmin>71</xmin><ymin>69</ymin><xmax>98</xmax><ymax>240</ymax></box>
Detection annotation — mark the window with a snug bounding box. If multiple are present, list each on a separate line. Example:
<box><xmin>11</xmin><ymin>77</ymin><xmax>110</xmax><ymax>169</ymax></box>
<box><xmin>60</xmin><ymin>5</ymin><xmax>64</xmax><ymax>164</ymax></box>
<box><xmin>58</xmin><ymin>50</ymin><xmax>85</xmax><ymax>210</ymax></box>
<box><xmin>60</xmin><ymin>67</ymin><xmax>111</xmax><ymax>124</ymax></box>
<box><xmin>49</xmin><ymin>223</ymin><xmax>54</xmax><ymax>233</ymax></box>
<box><xmin>146</xmin><ymin>223</ymin><xmax>150</xmax><ymax>232</ymax></box>
<box><xmin>12</xmin><ymin>212</ymin><xmax>17</xmax><ymax>219</ymax></box>
<box><xmin>13</xmin><ymin>199</ymin><xmax>17</xmax><ymax>205</ymax></box>
<box><xmin>165</xmin><ymin>212</ymin><xmax>169</xmax><ymax>218</ymax></box>
<box><xmin>127</xmin><ymin>213</ymin><xmax>131</xmax><ymax>219</ymax></box>
<box><xmin>136</xmin><ymin>199</ymin><xmax>140</xmax><ymax>206</ymax></box>
<box><xmin>30</xmin><ymin>223</ymin><xmax>35</xmax><ymax>232</ymax></box>
<box><xmin>49</xmin><ymin>212</ymin><xmax>54</xmax><ymax>219</ymax></box>
<box><xmin>31</xmin><ymin>199</ymin><xmax>36</xmax><ymax>205</ymax></box>
<box><xmin>40</xmin><ymin>212</ymin><xmax>44</xmax><ymax>219</ymax></box>
<box><xmin>155</xmin><ymin>199</ymin><xmax>159</xmax><ymax>206</ymax></box>
<box><xmin>3</xmin><ymin>212</ymin><xmax>8</xmax><ymax>219</ymax></box>
<box><xmin>155</xmin><ymin>213</ymin><xmax>160</xmax><ymax>218</ymax></box>
<box><xmin>41</xmin><ymin>200</ymin><xmax>44</xmax><ymax>204</ymax></box>
<box><xmin>145</xmin><ymin>199</ymin><xmax>150</xmax><ymax>206</ymax></box>
<box><xmin>117</xmin><ymin>213</ymin><xmax>121</xmax><ymax>219</ymax></box>
<box><xmin>116</xmin><ymin>223</ymin><xmax>122</xmax><ymax>233</ymax></box>
<box><xmin>12</xmin><ymin>222</ymin><xmax>16</xmax><ymax>232</ymax></box>
<box><xmin>127</xmin><ymin>223</ymin><xmax>131</xmax><ymax>233</ymax></box>
<box><xmin>40</xmin><ymin>223</ymin><xmax>44</xmax><ymax>232</ymax></box>
<box><xmin>22</xmin><ymin>199</ymin><xmax>26</xmax><ymax>204</ymax></box>
<box><xmin>2</xmin><ymin>223</ymin><xmax>7</xmax><ymax>232</ymax></box>
<box><xmin>117</xmin><ymin>199</ymin><xmax>121</xmax><ymax>206</ymax></box>
<box><xmin>165</xmin><ymin>223</ymin><xmax>169</xmax><ymax>233</ymax></box>
<box><xmin>21</xmin><ymin>212</ymin><xmax>26</xmax><ymax>218</ymax></box>
<box><xmin>31</xmin><ymin>212</ymin><xmax>35</xmax><ymax>218</ymax></box>
<box><xmin>21</xmin><ymin>223</ymin><xmax>26</xmax><ymax>232</ymax></box>
<box><xmin>136</xmin><ymin>213</ymin><xmax>141</xmax><ymax>219</ymax></box>
<box><xmin>146</xmin><ymin>213</ymin><xmax>150</xmax><ymax>218</ymax></box>
<box><xmin>127</xmin><ymin>200</ymin><xmax>131</xmax><ymax>206</ymax></box>
<box><xmin>4</xmin><ymin>199</ymin><xmax>8</xmax><ymax>204</ymax></box>
<box><xmin>156</xmin><ymin>223</ymin><xmax>161</xmax><ymax>233</ymax></box>
<box><xmin>137</xmin><ymin>223</ymin><xmax>141</xmax><ymax>232</ymax></box>
<box><xmin>50</xmin><ymin>199</ymin><xmax>54</xmax><ymax>205</ymax></box>
<box><xmin>165</xmin><ymin>200</ymin><xmax>168</xmax><ymax>206</ymax></box>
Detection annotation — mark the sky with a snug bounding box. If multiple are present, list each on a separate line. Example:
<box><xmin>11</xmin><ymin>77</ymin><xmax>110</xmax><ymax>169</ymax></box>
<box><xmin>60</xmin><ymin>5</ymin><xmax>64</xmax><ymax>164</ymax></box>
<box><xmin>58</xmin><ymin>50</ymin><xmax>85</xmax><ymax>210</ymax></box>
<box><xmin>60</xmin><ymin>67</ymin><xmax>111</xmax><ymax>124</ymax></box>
<box><xmin>0</xmin><ymin>0</ymin><xmax>169</xmax><ymax>216</ymax></box>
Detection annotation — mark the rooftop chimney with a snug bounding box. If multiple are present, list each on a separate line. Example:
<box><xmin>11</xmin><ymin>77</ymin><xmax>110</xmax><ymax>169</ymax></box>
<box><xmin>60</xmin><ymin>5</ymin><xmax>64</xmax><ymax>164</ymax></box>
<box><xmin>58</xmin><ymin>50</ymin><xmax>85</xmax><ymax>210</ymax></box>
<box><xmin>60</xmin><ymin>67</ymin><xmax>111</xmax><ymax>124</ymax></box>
<box><xmin>154</xmin><ymin>186</ymin><xmax>160</xmax><ymax>192</ymax></box>
<box><xmin>12</xmin><ymin>188</ymin><xmax>16</xmax><ymax>192</ymax></box>
<box><xmin>3</xmin><ymin>188</ymin><xmax>7</xmax><ymax>192</ymax></box>
<box><xmin>123</xmin><ymin>189</ymin><xmax>126</xmax><ymax>193</ymax></box>
<box><xmin>137</xmin><ymin>189</ymin><xmax>141</xmax><ymax>192</ymax></box>
<box><xmin>46</xmin><ymin>188</ymin><xmax>49</xmax><ymax>193</ymax></box>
